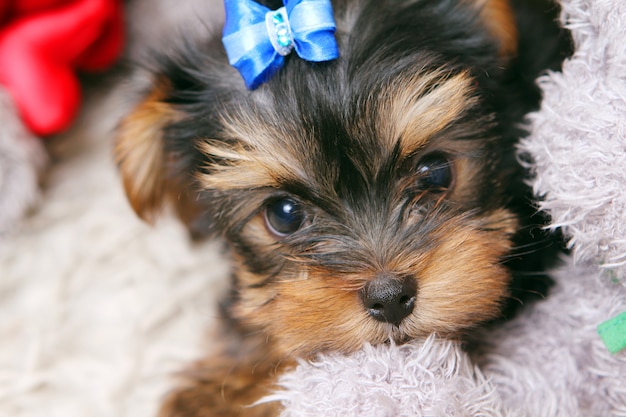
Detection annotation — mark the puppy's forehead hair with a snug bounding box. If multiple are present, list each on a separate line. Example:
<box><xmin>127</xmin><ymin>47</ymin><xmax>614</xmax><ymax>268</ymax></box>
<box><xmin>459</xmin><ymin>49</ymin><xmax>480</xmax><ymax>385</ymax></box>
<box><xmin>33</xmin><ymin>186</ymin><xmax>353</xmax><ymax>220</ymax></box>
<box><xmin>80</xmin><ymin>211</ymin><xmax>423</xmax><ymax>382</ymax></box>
<box><xmin>199</xmin><ymin>104</ymin><xmax>328</xmax><ymax>192</ymax></box>
<box><xmin>198</xmin><ymin>66</ymin><xmax>478</xmax><ymax>203</ymax></box>
<box><xmin>375</xmin><ymin>69</ymin><xmax>478</xmax><ymax>158</ymax></box>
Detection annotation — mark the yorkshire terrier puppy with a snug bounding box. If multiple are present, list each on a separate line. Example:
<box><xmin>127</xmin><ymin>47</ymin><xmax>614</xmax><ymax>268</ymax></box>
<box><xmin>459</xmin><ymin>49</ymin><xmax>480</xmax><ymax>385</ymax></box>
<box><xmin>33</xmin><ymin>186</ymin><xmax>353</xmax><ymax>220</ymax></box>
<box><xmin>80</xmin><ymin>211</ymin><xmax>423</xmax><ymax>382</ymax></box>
<box><xmin>115</xmin><ymin>0</ymin><xmax>570</xmax><ymax>415</ymax></box>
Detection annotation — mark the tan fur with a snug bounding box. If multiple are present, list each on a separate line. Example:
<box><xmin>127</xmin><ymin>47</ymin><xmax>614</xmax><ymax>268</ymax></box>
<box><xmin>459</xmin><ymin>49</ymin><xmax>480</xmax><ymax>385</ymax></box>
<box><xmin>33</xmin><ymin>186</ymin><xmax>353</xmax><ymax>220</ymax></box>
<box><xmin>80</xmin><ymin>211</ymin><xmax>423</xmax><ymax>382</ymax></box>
<box><xmin>115</xmin><ymin>80</ymin><xmax>182</xmax><ymax>222</ymax></box>
<box><xmin>380</xmin><ymin>70</ymin><xmax>479</xmax><ymax>158</ymax></box>
<box><xmin>198</xmin><ymin>139</ymin><xmax>293</xmax><ymax>191</ymax></box>
<box><xmin>414</xmin><ymin>208</ymin><xmax>517</xmax><ymax>333</ymax></box>
<box><xmin>159</xmin><ymin>324</ymin><xmax>291</xmax><ymax>417</ymax></box>
<box><xmin>469</xmin><ymin>0</ymin><xmax>518</xmax><ymax>57</ymax></box>
<box><xmin>231</xmin><ymin>209</ymin><xmax>517</xmax><ymax>357</ymax></box>
<box><xmin>160</xmin><ymin>203</ymin><xmax>519</xmax><ymax>417</ymax></box>
<box><xmin>448</xmin><ymin>157</ymin><xmax>488</xmax><ymax>204</ymax></box>
<box><xmin>197</xmin><ymin>117</ymin><xmax>309</xmax><ymax>192</ymax></box>
<box><xmin>200</xmin><ymin>71</ymin><xmax>479</xmax><ymax>195</ymax></box>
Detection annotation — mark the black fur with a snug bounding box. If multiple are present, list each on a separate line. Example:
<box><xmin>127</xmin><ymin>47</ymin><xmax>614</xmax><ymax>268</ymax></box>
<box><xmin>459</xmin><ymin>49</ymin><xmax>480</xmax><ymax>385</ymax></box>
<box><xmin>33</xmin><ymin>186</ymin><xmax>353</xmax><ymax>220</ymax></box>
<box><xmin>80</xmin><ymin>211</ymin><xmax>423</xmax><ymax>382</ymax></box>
<box><xmin>137</xmin><ymin>0</ymin><xmax>571</xmax><ymax>325</ymax></box>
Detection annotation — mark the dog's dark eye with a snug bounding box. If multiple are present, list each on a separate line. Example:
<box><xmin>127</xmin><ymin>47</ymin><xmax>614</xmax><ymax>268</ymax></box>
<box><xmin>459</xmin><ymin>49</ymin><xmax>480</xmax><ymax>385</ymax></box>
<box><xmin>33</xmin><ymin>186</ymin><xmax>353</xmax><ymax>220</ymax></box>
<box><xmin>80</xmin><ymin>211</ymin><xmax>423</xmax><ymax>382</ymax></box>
<box><xmin>264</xmin><ymin>198</ymin><xmax>306</xmax><ymax>236</ymax></box>
<box><xmin>416</xmin><ymin>154</ymin><xmax>453</xmax><ymax>190</ymax></box>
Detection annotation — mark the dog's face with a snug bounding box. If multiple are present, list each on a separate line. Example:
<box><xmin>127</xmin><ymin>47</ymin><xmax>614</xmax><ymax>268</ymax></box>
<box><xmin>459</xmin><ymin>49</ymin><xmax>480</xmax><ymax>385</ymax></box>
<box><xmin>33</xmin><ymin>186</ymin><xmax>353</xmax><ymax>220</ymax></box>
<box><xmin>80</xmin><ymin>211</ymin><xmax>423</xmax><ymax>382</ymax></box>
<box><xmin>116</xmin><ymin>0</ymin><xmax>560</xmax><ymax>357</ymax></box>
<box><xmin>200</xmin><ymin>65</ymin><xmax>518</xmax><ymax>355</ymax></box>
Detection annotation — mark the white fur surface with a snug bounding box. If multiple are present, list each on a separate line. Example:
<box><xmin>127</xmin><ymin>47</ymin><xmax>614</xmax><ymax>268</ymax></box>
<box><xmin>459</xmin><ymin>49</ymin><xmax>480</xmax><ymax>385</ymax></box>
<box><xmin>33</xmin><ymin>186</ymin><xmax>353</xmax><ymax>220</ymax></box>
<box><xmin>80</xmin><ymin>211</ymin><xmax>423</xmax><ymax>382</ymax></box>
<box><xmin>0</xmin><ymin>82</ymin><xmax>230</xmax><ymax>416</ymax></box>
<box><xmin>0</xmin><ymin>2</ymin><xmax>229</xmax><ymax>413</ymax></box>
<box><xmin>1</xmin><ymin>0</ymin><xmax>625</xmax><ymax>416</ymax></box>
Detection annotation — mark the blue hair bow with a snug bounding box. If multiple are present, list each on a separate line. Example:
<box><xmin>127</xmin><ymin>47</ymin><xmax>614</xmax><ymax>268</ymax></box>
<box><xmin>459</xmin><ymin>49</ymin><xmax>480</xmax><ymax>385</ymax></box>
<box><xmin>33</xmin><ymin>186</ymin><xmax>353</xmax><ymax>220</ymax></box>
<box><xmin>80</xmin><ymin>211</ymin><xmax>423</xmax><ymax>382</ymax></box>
<box><xmin>222</xmin><ymin>0</ymin><xmax>340</xmax><ymax>89</ymax></box>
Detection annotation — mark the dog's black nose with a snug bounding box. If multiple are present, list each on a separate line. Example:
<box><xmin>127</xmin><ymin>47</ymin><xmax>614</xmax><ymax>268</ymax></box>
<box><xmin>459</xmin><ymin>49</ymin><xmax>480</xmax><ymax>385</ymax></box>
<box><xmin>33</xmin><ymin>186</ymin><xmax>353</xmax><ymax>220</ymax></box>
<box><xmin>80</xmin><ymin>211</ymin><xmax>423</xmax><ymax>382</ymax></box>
<box><xmin>361</xmin><ymin>275</ymin><xmax>417</xmax><ymax>326</ymax></box>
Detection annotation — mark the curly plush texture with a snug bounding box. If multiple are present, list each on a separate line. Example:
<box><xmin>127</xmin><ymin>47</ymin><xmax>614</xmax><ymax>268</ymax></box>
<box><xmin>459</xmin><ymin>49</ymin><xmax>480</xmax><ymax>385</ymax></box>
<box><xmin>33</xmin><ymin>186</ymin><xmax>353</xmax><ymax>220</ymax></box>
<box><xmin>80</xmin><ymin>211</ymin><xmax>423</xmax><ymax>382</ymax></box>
<box><xmin>264</xmin><ymin>336</ymin><xmax>517</xmax><ymax>417</ymax></box>
<box><xmin>521</xmin><ymin>0</ymin><xmax>626</xmax><ymax>275</ymax></box>
<box><xmin>475</xmin><ymin>259</ymin><xmax>626</xmax><ymax>417</ymax></box>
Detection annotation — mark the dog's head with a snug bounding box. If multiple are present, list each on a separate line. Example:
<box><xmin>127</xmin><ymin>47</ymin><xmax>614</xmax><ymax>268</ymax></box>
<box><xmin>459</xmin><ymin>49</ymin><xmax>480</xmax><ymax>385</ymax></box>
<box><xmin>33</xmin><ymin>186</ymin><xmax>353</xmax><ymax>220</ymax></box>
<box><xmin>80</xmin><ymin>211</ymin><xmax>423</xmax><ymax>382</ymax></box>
<box><xmin>116</xmin><ymin>0</ymin><xmax>565</xmax><ymax>356</ymax></box>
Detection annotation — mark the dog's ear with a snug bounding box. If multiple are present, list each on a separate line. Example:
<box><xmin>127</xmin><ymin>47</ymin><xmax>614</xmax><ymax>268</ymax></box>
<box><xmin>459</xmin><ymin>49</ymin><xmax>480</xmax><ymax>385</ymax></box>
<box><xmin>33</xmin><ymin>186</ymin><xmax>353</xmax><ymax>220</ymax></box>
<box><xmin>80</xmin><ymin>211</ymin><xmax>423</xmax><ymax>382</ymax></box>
<box><xmin>114</xmin><ymin>74</ymin><xmax>220</xmax><ymax>238</ymax></box>
<box><xmin>115</xmin><ymin>78</ymin><xmax>178</xmax><ymax>223</ymax></box>
<box><xmin>472</xmin><ymin>0</ymin><xmax>518</xmax><ymax>58</ymax></box>
<box><xmin>114</xmin><ymin>35</ymin><xmax>245</xmax><ymax>237</ymax></box>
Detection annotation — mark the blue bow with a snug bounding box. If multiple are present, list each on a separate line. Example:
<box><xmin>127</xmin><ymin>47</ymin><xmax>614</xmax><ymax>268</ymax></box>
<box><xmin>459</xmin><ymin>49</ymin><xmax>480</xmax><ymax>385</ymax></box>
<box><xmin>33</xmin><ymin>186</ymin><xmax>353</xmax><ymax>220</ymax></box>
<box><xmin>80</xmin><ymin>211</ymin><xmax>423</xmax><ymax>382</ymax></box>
<box><xmin>222</xmin><ymin>0</ymin><xmax>340</xmax><ymax>89</ymax></box>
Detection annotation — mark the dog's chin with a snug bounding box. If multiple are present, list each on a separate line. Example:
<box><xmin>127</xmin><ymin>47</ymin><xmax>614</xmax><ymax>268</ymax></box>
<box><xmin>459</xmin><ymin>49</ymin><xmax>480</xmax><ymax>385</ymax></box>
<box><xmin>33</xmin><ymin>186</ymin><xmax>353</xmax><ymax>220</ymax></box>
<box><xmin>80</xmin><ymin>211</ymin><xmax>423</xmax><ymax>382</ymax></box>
<box><xmin>384</xmin><ymin>327</ymin><xmax>424</xmax><ymax>347</ymax></box>
<box><xmin>365</xmin><ymin>324</ymin><xmax>425</xmax><ymax>348</ymax></box>
<box><xmin>260</xmin><ymin>313</ymin><xmax>475</xmax><ymax>358</ymax></box>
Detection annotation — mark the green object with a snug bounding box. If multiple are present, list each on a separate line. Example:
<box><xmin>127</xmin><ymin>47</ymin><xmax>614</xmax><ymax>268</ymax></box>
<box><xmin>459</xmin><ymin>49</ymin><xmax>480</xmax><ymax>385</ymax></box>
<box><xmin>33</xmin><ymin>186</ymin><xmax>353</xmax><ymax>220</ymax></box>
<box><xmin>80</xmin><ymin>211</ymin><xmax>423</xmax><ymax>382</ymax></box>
<box><xmin>597</xmin><ymin>311</ymin><xmax>626</xmax><ymax>354</ymax></box>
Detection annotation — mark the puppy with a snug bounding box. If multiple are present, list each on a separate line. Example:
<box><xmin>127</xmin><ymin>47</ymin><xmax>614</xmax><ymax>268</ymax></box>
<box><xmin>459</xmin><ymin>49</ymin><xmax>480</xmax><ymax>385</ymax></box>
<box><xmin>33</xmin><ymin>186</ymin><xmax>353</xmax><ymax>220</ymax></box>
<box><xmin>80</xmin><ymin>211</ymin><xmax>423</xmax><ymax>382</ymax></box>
<box><xmin>115</xmin><ymin>0</ymin><xmax>570</xmax><ymax>415</ymax></box>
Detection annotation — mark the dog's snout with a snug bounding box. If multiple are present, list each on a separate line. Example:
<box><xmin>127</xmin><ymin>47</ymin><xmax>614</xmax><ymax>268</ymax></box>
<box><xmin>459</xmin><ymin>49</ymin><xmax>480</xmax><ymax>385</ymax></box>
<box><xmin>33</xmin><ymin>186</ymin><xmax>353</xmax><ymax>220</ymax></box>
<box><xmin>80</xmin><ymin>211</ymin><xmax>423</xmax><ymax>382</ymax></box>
<box><xmin>361</xmin><ymin>275</ymin><xmax>417</xmax><ymax>326</ymax></box>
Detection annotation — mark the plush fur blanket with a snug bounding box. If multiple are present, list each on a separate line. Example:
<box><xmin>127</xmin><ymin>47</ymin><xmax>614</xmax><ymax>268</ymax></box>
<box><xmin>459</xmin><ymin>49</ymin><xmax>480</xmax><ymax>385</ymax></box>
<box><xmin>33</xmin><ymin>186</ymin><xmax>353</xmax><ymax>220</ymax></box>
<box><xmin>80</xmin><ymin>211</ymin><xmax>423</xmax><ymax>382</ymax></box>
<box><xmin>0</xmin><ymin>0</ymin><xmax>624</xmax><ymax>416</ymax></box>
